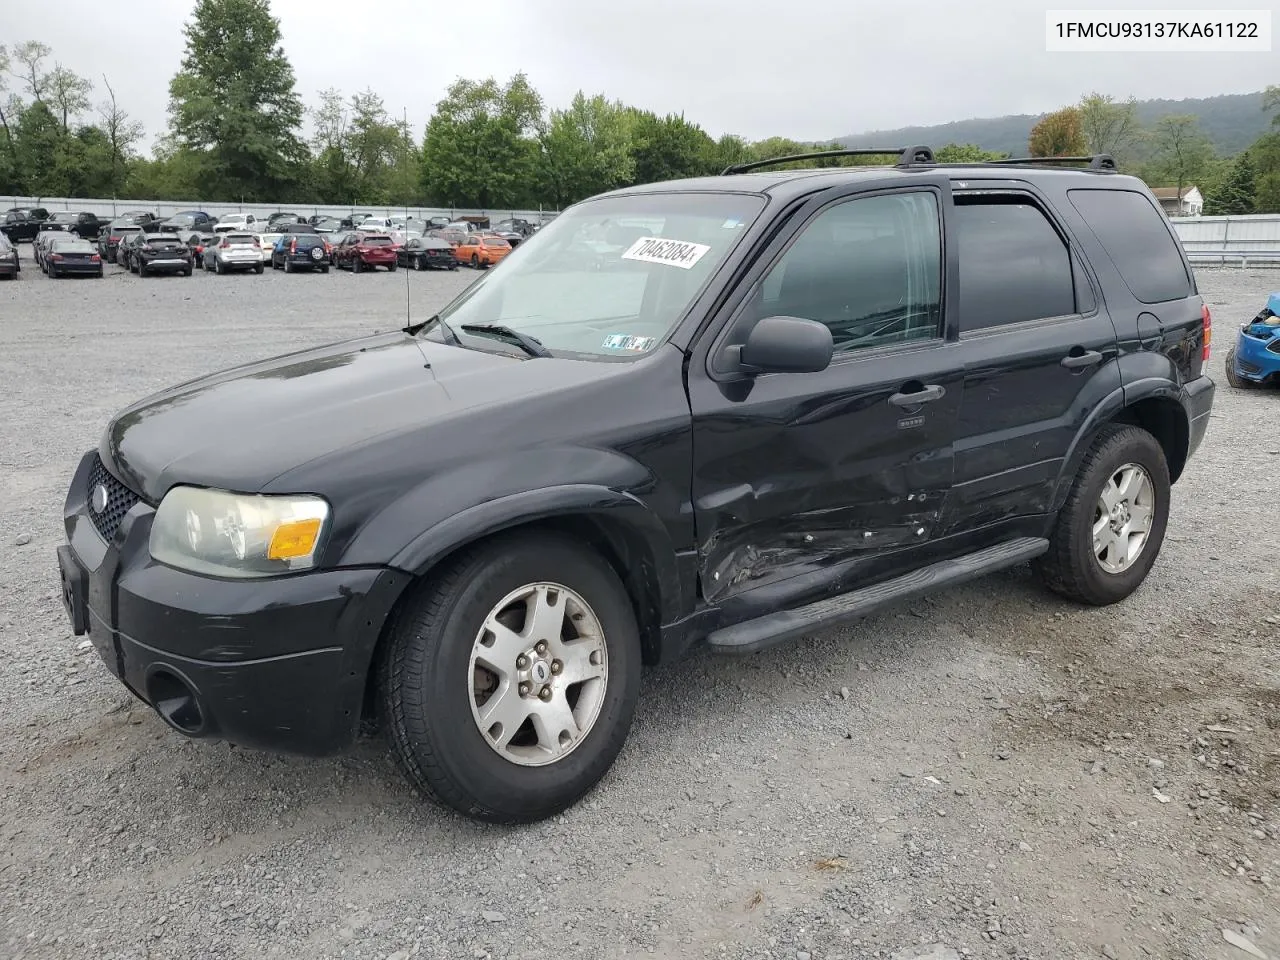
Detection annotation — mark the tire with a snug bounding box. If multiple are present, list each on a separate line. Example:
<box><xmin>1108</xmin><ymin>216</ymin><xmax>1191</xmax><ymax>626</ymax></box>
<box><xmin>137</xmin><ymin>261</ymin><xmax>146</xmax><ymax>277</ymax></box>
<box><xmin>1033</xmin><ymin>423</ymin><xmax>1171</xmax><ymax>606</ymax></box>
<box><xmin>1224</xmin><ymin>347</ymin><xmax>1254</xmax><ymax>389</ymax></box>
<box><xmin>450</xmin><ymin>263</ymin><xmax>458</xmax><ymax>271</ymax></box>
<box><xmin>388</xmin><ymin>262</ymin><xmax>396</xmax><ymax>272</ymax></box>
<box><xmin>320</xmin><ymin>266</ymin><xmax>329</xmax><ymax>274</ymax></box>
<box><xmin>255</xmin><ymin>263</ymin><xmax>264</xmax><ymax>275</ymax></box>
<box><xmin>353</xmin><ymin>257</ymin><xmax>362</xmax><ymax>273</ymax></box>
<box><xmin>214</xmin><ymin>258</ymin><xmax>223</xmax><ymax>275</ymax></box>
<box><xmin>49</xmin><ymin>267</ymin><xmax>58</xmax><ymax>279</ymax></box>
<box><xmin>183</xmin><ymin>268</ymin><xmax>192</xmax><ymax>277</ymax></box>
<box><xmin>471</xmin><ymin>254</ymin><xmax>480</xmax><ymax>269</ymax></box>
<box><xmin>96</xmin><ymin>269</ymin><xmax>103</xmax><ymax>279</ymax></box>
<box><xmin>380</xmin><ymin>532</ymin><xmax>641</xmax><ymax>823</ymax></box>
<box><xmin>284</xmin><ymin>258</ymin><xmax>293</xmax><ymax>273</ymax></box>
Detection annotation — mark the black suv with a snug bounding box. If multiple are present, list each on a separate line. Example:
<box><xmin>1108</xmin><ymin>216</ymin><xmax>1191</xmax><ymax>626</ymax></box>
<box><xmin>55</xmin><ymin>148</ymin><xmax>1214</xmax><ymax>825</ymax></box>
<box><xmin>271</xmin><ymin>230</ymin><xmax>330</xmax><ymax>272</ymax></box>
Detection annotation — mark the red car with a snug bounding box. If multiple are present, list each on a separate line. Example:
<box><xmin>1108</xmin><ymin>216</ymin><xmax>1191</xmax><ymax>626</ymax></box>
<box><xmin>334</xmin><ymin>233</ymin><xmax>398</xmax><ymax>272</ymax></box>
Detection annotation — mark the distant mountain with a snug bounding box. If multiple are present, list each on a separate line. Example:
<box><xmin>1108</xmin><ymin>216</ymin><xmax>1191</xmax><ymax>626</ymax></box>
<box><xmin>836</xmin><ymin>91</ymin><xmax>1272</xmax><ymax>158</ymax></box>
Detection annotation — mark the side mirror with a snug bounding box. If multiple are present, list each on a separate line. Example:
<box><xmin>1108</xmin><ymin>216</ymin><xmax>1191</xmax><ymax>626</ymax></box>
<box><xmin>733</xmin><ymin>315</ymin><xmax>833</xmax><ymax>375</ymax></box>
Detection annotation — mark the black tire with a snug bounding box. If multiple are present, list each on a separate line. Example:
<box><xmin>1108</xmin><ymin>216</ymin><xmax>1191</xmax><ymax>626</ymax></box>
<box><xmin>388</xmin><ymin>262</ymin><xmax>396</xmax><ymax>272</ymax></box>
<box><xmin>284</xmin><ymin>258</ymin><xmax>293</xmax><ymax>273</ymax></box>
<box><xmin>1224</xmin><ymin>347</ymin><xmax>1253</xmax><ymax>389</ymax></box>
<box><xmin>255</xmin><ymin>263</ymin><xmax>264</xmax><ymax>274</ymax></box>
<box><xmin>471</xmin><ymin>254</ymin><xmax>480</xmax><ymax>269</ymax></box>
<box><xmin>137</xmin><ymin>261</ymin><xmax>146</xmax><ymax>277</ymax></box>
<box><xmin>353</xmin><ymin>257</ymin><xmax>362</xmax><ymax>273</ymax></box>
<box><xmin>381</xmin><ymin>532</ymin><xmax>642</xmax><ymax>823</ymax></box>
<box><xmin>49</xmin><ymin>267</ymin><xmax>58</xmax><ymax>279</ymax></box>
<box><xmin>449</xmin><ymin>263</ymin><xmax>458</xmax><ymax>271</ymax></box>
<box><xmin>96</xmin><ymin>269</ymin><xmax>103</xmax><ymax>279</ymax></box>
<box><xmin>1033</xmin><ymin>423</ymin><xmax>1171</xmax><ymax>606</ymax></box>
<box><xmin>320</xmin><ymin>265</ymin><xmax>329</xmax><ymax>274</ymax></box>
<box><xmin>183</xmin><ymin>268</ymin><xmax>192</xmax><ymax>277</ymax></box>
<box><xmin>215</xmin><ymin>258</ymin><xmax>224</xmax><ymax>275</ymax></box>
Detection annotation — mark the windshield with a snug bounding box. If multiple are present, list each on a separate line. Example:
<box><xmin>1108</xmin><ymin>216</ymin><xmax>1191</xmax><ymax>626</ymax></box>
<box><xmin>423</xmin><ymin>192</ymin><xmax>764</xmax><ymax>359</ymax></box>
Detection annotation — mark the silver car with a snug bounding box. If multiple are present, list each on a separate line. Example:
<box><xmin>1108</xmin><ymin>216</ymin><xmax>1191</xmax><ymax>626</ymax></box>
<box><xmin>203</xmin><ymin>232</ymin><xmax>265</xmax><ymax>274</ymax></box>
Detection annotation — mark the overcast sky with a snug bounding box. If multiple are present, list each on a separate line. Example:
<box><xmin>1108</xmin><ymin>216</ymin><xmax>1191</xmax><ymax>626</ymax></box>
<box><xmin>4</xmin><ymin>0</ymin><xmax>1271</xmax><ymax>150</ymax></box>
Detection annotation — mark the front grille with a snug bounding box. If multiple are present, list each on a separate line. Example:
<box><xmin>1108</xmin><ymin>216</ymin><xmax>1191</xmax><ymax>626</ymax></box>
<box><xmin>1267</xmin><ymin>340</ymin><xmax>1280</xmax><ymax>355</ymax></box>
<box><xmin>87</xmin><ymin>454</ymin><xmax>142</xmax><ymax>543</ymax></box>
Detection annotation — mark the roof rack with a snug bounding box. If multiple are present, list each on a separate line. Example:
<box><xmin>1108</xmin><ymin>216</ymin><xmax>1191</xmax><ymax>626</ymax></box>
<box><xmin>721</xmin><ymin>145</ymin><xmax>935</xmax><ymax>175</ymax></box>
<box><xmin>987</xmin><ymin>154</ymin><xmax>1117</xmax><ymax>171</ymax></box>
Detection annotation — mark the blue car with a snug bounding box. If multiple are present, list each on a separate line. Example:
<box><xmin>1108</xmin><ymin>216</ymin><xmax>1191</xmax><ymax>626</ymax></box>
<box><xmin>1225</xmin><ymin>292</ymin><xmax>1280</xmax><ymax>389</ymax></box>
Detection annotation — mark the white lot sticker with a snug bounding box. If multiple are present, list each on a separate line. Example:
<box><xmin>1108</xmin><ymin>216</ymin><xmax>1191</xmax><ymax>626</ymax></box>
<box><xmin>602</xmin><ymin>334</ymin><xmax>658</xmax><ymax>352</ymax></box>
<box><xmin>621</xmin><ymin>236</ymin><xmax>711</xmax><ymax>270</ymax></box>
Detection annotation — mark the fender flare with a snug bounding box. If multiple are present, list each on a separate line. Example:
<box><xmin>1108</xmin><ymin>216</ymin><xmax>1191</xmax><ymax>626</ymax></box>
<box><xmin>388</xmin><ymin>483</ymin><xmax>687</xmax><ymax>630</ymax></box>
<box><xmin>1050</xmin><ymin>378</ymin><xmax>1191</xmax><ymax>512</ymax></box>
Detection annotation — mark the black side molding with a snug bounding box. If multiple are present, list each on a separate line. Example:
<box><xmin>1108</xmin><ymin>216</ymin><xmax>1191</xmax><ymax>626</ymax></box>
<box><xmin>706</xmin><ymin>537</ymin><xmax>1049</xmax><ymax>655</ymax></box>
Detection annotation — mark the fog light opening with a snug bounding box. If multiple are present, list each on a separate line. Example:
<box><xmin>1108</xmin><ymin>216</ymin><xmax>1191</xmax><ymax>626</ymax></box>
<box><xmin>147</xmin><ymin>670</ymin><xmax>205</xmax><ymax>735</ymax></box>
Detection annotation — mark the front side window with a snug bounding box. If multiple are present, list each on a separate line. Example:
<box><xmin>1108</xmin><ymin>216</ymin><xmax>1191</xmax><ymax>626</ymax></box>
<box><xmin>742</xmin><ymin>191</ymin><xmax>943</xmax><ymax>355</ymax></box>
<box><xmin>422</xmin><ymin>192</ymin><xmax>766</xmax><ymax>360</ymax></box>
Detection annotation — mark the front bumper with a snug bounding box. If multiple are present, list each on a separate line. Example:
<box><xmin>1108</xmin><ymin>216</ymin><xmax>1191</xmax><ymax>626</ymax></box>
<box><xmin>1184</xmin><ymin>374</ymin><xmax>1215</xmax><ymax>461</ymax></box>
<box><xmin>1233</xmin><ymin>331</ymin><xmax>1280</xmax><ymax>384</ymax></box>
<box><xmin>57</xmin><ymin>450</ymin><xmax>411</xmax><ymax>756</ymax></box>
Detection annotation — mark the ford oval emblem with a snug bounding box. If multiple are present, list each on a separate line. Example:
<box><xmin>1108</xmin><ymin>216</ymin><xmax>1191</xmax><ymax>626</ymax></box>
<box><xmin>91</xmin><ymin>483</ymin><xmax>109</xmax><ymax>514</ymax></box>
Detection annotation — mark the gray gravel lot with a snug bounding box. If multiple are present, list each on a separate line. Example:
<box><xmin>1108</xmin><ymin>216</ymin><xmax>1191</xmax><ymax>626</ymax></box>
<box><xmin>0</xmin><ymin>258</ymin><xmax>1277</xmax><ymax>960</ymax></box>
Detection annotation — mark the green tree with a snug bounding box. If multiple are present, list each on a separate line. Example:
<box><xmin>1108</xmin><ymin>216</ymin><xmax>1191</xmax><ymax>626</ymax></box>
<box><xmin>1264</xmin><ymin>85</ymin><xmax>1280</xmax><ymax>126</ymax></box>
<box><xmin>1203</xmin><ymin>151</ymin><xmax>1256</xmax><ymax>215</ymax></box>
<box><xmin>1077</xmin><ymin>92</ymin><xmax>1141</xmax><ymax>162</ymax></box>
<box><xmin>705</xmin><ymin>133</ymin><xmax>752</xmax><ymax>173</ymax></box>
<box><xmin>627</xmin><ymin>110</ymin><xmax>715</xmax><ymax>184</ymax></box>
<box><xmin>47</xmin><ymin>64</ymin><xmax>92</xmax><ymax>132</ymax></box>
<box><xmin>1028</xmin><ymin>107</ymin><xmax>1086</xmax><ymax>157</ymax></box>
<box><xmin>0</xmin><ymin>45</ymin><xmax>17</xmax><ymax>191</ymax></box>
<box><xmin>420</xmin><ymin>74</ymin><xmax>543</xmax><ymax>208</ymax></box>
<box><xmin>1151</xmin><ymin>115</ymin><xmax>1215</xmax><ymax>203</ymax></box>
<box><xmin>934</xmin><ymin>142</ymin><xmax>1008</xmax><ymax>162</ymax></box>
<box><xmin>537</xmin><ymin>92</ymin><xmax>634</xmax><ymax>207</ymax></box>
<box><xmin>167</xmin><ymin>0</ymin><xmax>307</xmax><ymax>201</ymax></box>
<box><xmin>12</xmin><ymin>100</ymin><xmax>64</xmax><ymax>194</ymax></box>
<box><xmin>1250</xmin><ymin>132</ymin><xmax>1280</xmax><ymax>213</ymax></box>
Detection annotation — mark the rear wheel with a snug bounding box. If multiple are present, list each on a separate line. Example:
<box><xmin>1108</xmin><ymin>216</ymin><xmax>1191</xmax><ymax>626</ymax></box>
<box><xmin>353</xmin><ymin>257</ymin><xmax>362</xmax><ymax>273</ymax></box>
<box><xmin>471</xmin><ymin>254</ymin><xmax>480</xmax><ymax>269</ymax></box>
<box><xmin>388</xmin><ymin>262</ymin><xmax>397</xmax><ymax>272</ymax></box>
<box><xmin>284</xmin><ymin>258</ymin><xmax>293</xmax><ymax>273</ymax></box>
<box><xmin>1224</xmin><ymin>347</ymin><xmax>1254</xmax><ymax>389</ymax></box>
<box><xmin>137</xmin><ymin>261</ymin><xmax>146</xmax><ymax>277</ymax></box>
<box><xmin>254</xmin><ymin>263</ymin><xmax>264</xmax><ymax>275</ymax></box>
<box><xmin>381</xmin><ymin>533</ymin><xmax>641</xmax><ymax>823</ymax></box>
<box><xmin>1033</xmin><ymin>424</ymin><xmax>1170</xmax><ymax>606</ymax></box>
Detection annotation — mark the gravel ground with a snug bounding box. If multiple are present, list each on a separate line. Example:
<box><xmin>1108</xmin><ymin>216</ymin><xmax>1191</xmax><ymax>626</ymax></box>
<box><xmin>0</xmin><ymin>258</ymin><xmax>1277</xmax><ymax>960</ymax></box>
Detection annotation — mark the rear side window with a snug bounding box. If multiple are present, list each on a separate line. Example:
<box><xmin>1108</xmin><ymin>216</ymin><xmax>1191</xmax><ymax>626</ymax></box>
<box><xmin>1067</xmin><ymin>188</ymin><xmax>1190</xmax><ymax>304</ymax></box>
<box><xmin>953</xmin><ymin>196</ymin><xmax>1076</xmax><ymax>331</ymax></box>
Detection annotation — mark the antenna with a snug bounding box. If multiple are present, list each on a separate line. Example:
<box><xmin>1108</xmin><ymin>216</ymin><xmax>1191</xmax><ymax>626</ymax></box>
<box><xmin>404</xmin><ymin>105</ymin><xmax>411</xmax><ymax>330</ymax></box>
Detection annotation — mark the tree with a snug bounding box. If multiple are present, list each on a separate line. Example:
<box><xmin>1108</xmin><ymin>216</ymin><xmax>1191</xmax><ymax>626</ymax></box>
<box><xmin>1077</xmin><ymin>93</ymin><xmax>1140</xmax><ymax>161</ymax></box>
<box><xmin>705</xmin><ymin>133</ymin><xmax>752</xmax><ymax>173</ymax></box>
<box><xmin>1265</xmin><ymin>85</ymin><xmax>1280</xmax><ymax>126</ymax></box>
<box><xmin>1151</xmin><ymin>115</ymin><xmax>1215</xmax><ymax>204</ymax></box>
<box><xmin>97</xmin><ymin>76</ymin><xmax>143</xmax><ymax>195</ymax></box>
<box><xmin>1028</xmin><ymin>107</ymin><xmax>1086</xmax><ymax>157</ymax></box>
<box><xmin>537</xmin><ymin>92</ymin><xmax>634</xmax><ymax>207</ymax></box>
<box><xmin>47</xmin><ymin>65</ymin><xmax>92</xmax><ymax>132</ymax></box>
<box><xmin>1203</xmin><ymin>151</ymin><xmax>1256</xmax><ymax>215</ymax></box>
<box><xmin>421</xmin><ymin>74</ymin><xmax>543</xmax><ymax>208</ymax></box>
<box><xmin>11</xmin><ymin>41</ymin><xmax>51</xmax><ymax>101</ymax></box>
<box><xmin>627</xmin><ymin>110</ymin><xmax>714</xmax><ymax>184</ymax></box>
<box><xmin>934</xmin><ymin>142</ymin><xmax>1008</xmax><ymax>162</ymax></box>
<box><xmin>167</xmin><ymin>0</ymin><xmax>307</xmax><ymax>201</ymax></box>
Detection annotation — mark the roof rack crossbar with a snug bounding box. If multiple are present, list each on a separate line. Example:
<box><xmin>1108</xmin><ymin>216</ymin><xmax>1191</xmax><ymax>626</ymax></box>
<box><xmin>721</xmin><ymin>145</ymin><xmax>933</xmax><ymax>175</ymax></box>
<box><xmin>988</xmin><ymin>154</ymin><xmax>1117</xmax><ymax>171</ymax></box>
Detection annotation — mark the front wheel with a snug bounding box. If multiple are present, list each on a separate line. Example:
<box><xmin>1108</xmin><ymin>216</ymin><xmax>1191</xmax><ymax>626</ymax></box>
<box><xmin>1033</xmin><ymin>424</ymin><xmax>1171</xmax><ymax>606</ymax></box>
<box><xmin>1224</xmin><ymin>347</ymin><xmax>1254</xmax><ymax>389</ymax></box>
<box><xmin>381</xmin><ymin>533</ymin><xmax>641</xmax><ymax>824</ymax></box>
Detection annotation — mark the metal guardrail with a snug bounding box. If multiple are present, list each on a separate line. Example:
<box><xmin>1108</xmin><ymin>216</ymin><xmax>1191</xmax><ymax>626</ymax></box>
<box><xmin>1185</xmin><ymin>249</ymin><xmax>1280</xmax><ymax>268</ymax></box>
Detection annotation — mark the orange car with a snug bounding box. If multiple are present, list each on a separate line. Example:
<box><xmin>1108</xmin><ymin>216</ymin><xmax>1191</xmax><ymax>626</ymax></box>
<box><xmin>455</xmin><ymin>233</ymin><xmax>511</xmax><ymax>269</ymax></box>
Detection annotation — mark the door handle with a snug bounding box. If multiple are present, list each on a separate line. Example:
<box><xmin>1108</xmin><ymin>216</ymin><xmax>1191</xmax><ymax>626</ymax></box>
<box><xmin>888</xmin><ymin>383</ymin><xmax>946</xmax><ymax>407</ymax></box>
<box><xmin>1060</xmin><ymin>349</ymin><xmax>1103</xmax><ymax>369</ymax></box>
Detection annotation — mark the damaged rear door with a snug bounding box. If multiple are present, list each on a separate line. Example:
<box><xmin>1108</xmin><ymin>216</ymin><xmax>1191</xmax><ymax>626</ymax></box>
<box><xmin>686</xmin><ymin>179</ymin><xmax>963</xmax><ymax>604</ymax></box>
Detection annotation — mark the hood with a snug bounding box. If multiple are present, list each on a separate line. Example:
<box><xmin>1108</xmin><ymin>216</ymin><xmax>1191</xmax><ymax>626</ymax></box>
<box><xmin>102</xmin><ymin>332</ymin><xmax>620</xmax><ymax>503</ymax></box>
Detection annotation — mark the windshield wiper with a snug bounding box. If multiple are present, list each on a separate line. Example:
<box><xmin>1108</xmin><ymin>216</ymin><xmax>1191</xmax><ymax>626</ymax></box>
<box><xmin>459</xmin><ymin>323</ymin><xmax>552</xmax><ymax>358</ymax></box>
<box><xmin>405</xmin><ymin>313</ymin><xmax>463</xmax><ymax>347</ymax></box>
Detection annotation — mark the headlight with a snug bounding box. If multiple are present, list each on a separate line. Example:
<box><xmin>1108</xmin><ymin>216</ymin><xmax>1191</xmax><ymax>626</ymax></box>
<box><xmin>150</xmin><ymin>486</ymin><xmax>330</xmax><ymax>578</ymax></box>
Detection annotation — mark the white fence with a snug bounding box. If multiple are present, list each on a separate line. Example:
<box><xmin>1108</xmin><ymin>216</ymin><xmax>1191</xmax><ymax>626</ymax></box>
<box><xmin>1169</xmin><ymin>214</ymin><xmax>1280</xmax><ymax>268</ymax></box>
<box><xmin>2</xmin><ymin>196</ymin><xmax>559</xmax><ymax>223</ymax></box>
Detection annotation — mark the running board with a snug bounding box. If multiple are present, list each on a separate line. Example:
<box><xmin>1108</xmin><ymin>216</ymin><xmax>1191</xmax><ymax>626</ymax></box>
<box><xmin>706</xmin><ymin>537</ymin><xmax>1049</xmax><ymax>656</ymax></box>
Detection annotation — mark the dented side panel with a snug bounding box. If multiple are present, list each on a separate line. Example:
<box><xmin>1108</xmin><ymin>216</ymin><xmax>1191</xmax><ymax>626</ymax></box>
<box><xmin>689</xmin><ymin>345</ymin><xmax>965</xmax><ymax>603</ymax></box>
